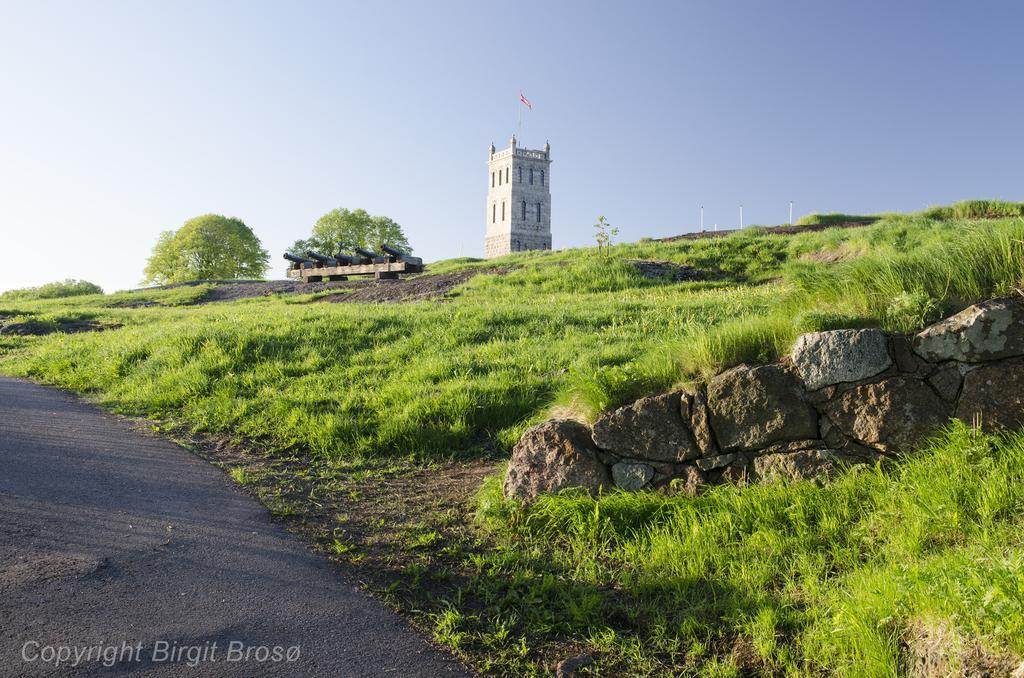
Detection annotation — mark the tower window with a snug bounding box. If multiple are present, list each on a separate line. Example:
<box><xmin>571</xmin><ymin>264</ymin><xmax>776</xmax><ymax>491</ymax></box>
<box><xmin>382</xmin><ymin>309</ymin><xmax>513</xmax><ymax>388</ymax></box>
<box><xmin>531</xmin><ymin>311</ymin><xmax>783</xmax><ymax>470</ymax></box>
<box><xmin>492</xmin><ymin>204</ymin><xmax>496</xmax><ymax>223</ymax></box>
<box><xmin>491</xmin><ymin>172</ymin><xmax>494</xmax><ymax>188</ymax></box>
<box><xmin>529</xmin><ymin>168</ymin><xmax>534</xmax><ymax>185</ymax></box>
<box><xmin>521</xmin><ymin>201</ymin><xmax>526</xmax><ymax>220</ymax></box>
<box><xmin>502</xmin><ymin>201</ymin><xmax>506</xmax><ymax>221</ymax></box>
<box><xmin>518</xmin><ymin>167</ymin><xmax>522</xmax><ymax>183</ymax></box>
<box><xmin>505</xmin><ymin>167</ymin><xmax>509</xmax><ymax>184</ymax></box>
<box><xmin>536</xmin><ymin>203</ymin><xmax>542</xmax><ymax>223</ymax></box>
<box><xmin>540</xmin><ymin>170</ymin><xmax>545</xmax><ymax>186</ymax></box>
<box><xmin>498</xmin><ymin>170</ymin><xmax>502</xmax><ymax>186</ymax></box>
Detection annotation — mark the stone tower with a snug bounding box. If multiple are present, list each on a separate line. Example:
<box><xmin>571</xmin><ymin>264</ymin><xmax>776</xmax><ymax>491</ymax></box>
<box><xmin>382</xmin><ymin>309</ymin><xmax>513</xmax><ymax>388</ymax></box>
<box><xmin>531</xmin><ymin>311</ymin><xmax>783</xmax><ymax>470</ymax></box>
<box><xmin>484</xmin><ymin>136</ymin><xmax>552</xmax><ymax>258</ymax></box>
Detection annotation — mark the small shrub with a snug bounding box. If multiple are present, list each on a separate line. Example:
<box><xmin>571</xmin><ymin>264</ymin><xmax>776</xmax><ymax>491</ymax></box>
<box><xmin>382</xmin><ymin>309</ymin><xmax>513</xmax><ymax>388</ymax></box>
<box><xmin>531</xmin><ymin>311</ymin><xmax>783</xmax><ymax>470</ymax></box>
<box><xmin>796</xmin><ymin>212</ymin><xmax>876</xmax><ymax>226</ymax></box>
<box><xmin>0</xmin><ymin>279</ymin><xmax>103</xmax><ymax>301</ymax></box>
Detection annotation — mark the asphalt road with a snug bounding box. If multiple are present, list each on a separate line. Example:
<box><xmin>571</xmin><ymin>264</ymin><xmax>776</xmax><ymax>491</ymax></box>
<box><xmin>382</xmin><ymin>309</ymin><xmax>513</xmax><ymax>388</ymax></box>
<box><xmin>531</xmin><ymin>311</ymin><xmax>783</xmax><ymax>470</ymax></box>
<box><xmin>0</xmin><ymin>377</ymin><xmax>471</xmax><ymax>677</ymax></box>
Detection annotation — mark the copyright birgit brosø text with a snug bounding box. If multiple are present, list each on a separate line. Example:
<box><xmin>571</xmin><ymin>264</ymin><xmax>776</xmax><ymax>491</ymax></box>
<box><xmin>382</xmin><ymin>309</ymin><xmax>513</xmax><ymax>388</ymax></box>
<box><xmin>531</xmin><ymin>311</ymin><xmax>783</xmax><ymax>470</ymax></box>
<box><xmin>21</xmin><ymin>640</ymin><xmax>302</xmax><ymax>668</ymax></box>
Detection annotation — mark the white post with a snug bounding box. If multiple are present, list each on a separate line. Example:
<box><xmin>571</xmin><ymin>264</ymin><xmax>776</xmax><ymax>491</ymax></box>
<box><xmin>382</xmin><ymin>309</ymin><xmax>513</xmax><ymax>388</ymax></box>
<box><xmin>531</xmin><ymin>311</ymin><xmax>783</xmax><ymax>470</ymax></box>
<box><xmin>789</xmin><ymin>201</ymin><xmax>793</xmax><ymax>225</ymax></box>
<box><xmin>700</xmin><ymin>205</ymin><xmax>704</xmax><ymax>231</ymax></box>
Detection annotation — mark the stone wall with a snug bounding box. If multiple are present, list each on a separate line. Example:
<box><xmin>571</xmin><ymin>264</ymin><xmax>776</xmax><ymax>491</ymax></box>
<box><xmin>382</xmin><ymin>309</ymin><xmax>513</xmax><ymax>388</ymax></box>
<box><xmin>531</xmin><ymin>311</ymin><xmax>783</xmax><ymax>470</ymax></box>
<box><xmin>504</xmin><ymin>297</ymin><xmax>1024</xmax><ymax>500</ymax></box>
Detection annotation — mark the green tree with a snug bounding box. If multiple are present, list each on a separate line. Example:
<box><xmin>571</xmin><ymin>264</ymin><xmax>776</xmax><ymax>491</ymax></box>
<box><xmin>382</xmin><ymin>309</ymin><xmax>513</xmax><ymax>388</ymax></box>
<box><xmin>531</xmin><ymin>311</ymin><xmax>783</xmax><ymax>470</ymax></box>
<box><xmin>593</xmin><ymin>215</ymin><xmax>619</xmax><ymax>256</ymax></box>
<box><xmin>143</xmin><ymin>214</ymin><xmax>269</xmax><ymax>285</ymax></box>
<box><xmin>290</xmin><ymin>208</ymin><xmax>412</xmax><ymax>256</ymax></box>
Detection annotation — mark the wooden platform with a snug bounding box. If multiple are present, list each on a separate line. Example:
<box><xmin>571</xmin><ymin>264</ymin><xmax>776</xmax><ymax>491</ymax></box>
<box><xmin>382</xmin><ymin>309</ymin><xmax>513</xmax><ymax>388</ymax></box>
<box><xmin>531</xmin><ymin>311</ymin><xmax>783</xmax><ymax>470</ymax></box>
<box><xmin>286</xmin><ymin>259</ymin><xmax>423</xmax><ymax>282</ymax></box>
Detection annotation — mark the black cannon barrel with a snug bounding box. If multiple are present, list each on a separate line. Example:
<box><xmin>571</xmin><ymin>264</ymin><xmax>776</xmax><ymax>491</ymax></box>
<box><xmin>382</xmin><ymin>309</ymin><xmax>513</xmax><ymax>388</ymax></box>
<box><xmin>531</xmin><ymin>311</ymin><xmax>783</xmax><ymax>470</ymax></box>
<box><xmin>306</xmin><ymin>251</ymin><xmax>337</xmax><ymax>265</ymax></box>
<box><xmin>334</xmin><ymin>253</ymin><xmax>361</xmax><ymax>266</ymax></box>
<box><xmin>284</xmin><ymin>252</ymin><xmax>315</xmax><ymax>265</ymax></box>
<box><xmin>379</xmin><ymin>243</ymin><xmax>422</xmax><ymax>267</ymax></box>
<box><xmin>380</xmin><ymin>244</ymin><xmax>407</xmax><ymax>258</ymax></box>
<box><xmin>354</xmin><ymin>246</ymin><xmax>381</xmax><ymax>260</ymax></box>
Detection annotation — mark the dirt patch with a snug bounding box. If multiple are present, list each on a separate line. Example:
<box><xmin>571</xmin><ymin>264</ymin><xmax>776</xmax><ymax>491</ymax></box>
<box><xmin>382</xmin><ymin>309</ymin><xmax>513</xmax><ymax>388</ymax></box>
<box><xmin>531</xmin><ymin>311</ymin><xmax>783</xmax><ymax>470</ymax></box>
<box><xmin>318</xmin><ymin>269</ymin><xmax>510</xmax><ymax>304</ymax></box>
<box><xmin>657</xmin><ymin>219</ymin><xmax>879</xmax><ymax>243</ymax></box>
<box><xmin>628</xmin><ymin>259</ymin><xmax>702</xmax><ymax>281</ymax></box>
<box><xmin>106</xmin><ymin>299</ymin><xmax>165</xmax><ymax>308</ymax></box>
<box><xmin>139</xmin><ymin>270</ymin><xmax>509</xmax><ymax>306</ymax></box>
<box><xmin>133</xmin><ymin>420</ymin><xmax>504</xmax><ymax>669</ymax></box>
<box><xmin>158</xmin><ymin>424</ymin><xmax>501</xmax><ymax>599</ymax></box>
<box><xmin>903</xmin><ymin>619</ymin><xmax>1023</xmax><ymax>677</ymax></box>
<box><xmin>0</xmin><ymin>319</ymin><xmax>122</xmax><ymax>336</ymax></box>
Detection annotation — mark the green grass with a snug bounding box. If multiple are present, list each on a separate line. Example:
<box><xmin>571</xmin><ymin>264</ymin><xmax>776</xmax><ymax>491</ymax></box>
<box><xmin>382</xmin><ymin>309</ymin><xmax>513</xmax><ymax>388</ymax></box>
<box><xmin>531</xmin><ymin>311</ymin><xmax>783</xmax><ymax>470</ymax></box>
<box><xmin>2</xmin><ymin>210</ymin><xmax>1022</xmax><ymax>453</ymax></box>
<box><xmin>465</xmin><ymin>423</ymin><xmax>1024</xmax><ymax>675</ymax></box>
<box><xmin>2</xmin><ymin>202</ymin><xmax>1024</xmax><ymax>674</ymax></box>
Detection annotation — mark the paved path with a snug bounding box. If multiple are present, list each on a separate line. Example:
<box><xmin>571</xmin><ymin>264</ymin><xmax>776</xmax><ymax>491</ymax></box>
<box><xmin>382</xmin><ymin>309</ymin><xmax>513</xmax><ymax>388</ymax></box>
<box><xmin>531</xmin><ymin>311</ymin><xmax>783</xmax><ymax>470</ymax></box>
<box><xmin>0</xmin><ymin>378</ymin><xmax>471</xmax><ymax>676</ymax></box>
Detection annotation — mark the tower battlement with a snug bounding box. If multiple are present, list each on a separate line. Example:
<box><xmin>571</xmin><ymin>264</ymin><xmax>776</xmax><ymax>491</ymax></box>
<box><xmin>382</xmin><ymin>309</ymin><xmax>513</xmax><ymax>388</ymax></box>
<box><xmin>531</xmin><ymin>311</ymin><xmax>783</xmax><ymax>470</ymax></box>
<box><xmin>484</xmin><ymin>136</ymin><xmax>552</xmax><ymax>259</ymax></box>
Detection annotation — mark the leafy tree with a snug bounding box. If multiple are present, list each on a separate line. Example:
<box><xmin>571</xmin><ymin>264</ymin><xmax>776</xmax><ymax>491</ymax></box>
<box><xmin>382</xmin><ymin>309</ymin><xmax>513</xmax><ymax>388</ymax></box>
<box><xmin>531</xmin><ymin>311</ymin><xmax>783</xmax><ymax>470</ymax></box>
<box><xmin>290</xmin><ymin>208</ymin><xmax>412</xmax><ymax>256</ymax></box>
<box><xmin>143</xmin><ymin>214</ymin><xmax>269</xmax><ymax>285</ymax></box>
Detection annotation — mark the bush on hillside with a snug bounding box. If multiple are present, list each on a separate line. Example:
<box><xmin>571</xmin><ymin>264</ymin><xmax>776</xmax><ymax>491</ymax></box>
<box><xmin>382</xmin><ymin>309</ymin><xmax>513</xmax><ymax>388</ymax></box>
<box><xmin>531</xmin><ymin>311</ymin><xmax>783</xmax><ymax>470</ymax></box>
<box><xmin>795</xmin><ymin>212</ymin><xmax>877</xmax><ymax>226</ymax></box>
<box><xmin>0</xmin><ymin>279</ymin><xmax>103</xmax><ymax>301</ymax></box>
<box><xmin>919</xmin><ymin>199</ymin><xmax>1024</xmax><ymax>221</ymax></box>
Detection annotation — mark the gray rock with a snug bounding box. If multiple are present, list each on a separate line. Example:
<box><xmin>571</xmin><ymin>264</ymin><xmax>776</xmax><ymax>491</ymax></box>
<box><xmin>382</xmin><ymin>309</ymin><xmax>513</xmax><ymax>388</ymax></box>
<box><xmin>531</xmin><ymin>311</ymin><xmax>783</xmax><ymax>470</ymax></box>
<box><xmin>913</xmin><ymin>298</ymin><xmax>1024</xmax><ymax>363</ymax></box>
<box><xmin>707</xmin><ymin>364</ymin><xmax>819</xmax><ymax>451</ymax></box>
<box><xmin>592</xmin><ymin>392</ymin><xmax>699</xmax><ymax>462</ymax></box>
<box><xmin>686</xmin><ymin>389</ymin><xmax>720</xmax><ymax>457</ymax></box>
<box><xmin>955</xmin><ymin>359</ymin><xmax>1024</xmax><ymax>434</ymax></box>
<box><xmin>791</xmin><ymin>329</ymin><xmax>893</xmax><ymax>390</ymax></box>
<box><xmin>752</xmin><ymin>449</ymin><xmax>855</xmax><ymax>483</ymax></box>
<box><xmin>504</xmin><ymin>419</ymin><xmax>611</xmax><ymax>500</ymax></box>
<box><xmin>717</xmin><ymin>457</ymin><xmax>751</xmax><ymax>485</ymax></box>
<box><xmin>927</xmin><ymin>363</ymin><xmax>964</xmax><ymax>402</ymax></box>
<box><xmin>695</xmin><ymin>453</ymin><xmax>738</xmax><ymax>471</ymax></box>
<box><xmin>823</xmin><ymin>376</ymin><xmax>950</xmax><ymax>454</ymax></box>
<box><xmin>611</xmin><ymin>462</ymin><xmax>654</xmax><ymax>490</ymax></box>
<box><xmin>662</xmin><ymin>464</ymin><xmax>706</xmax><ymax>496</ymax></box>
<box><xmin>820</xmin><ymin>417</ymin><xmax>883</xmax><ymax>460</ymax></box>
<box><xmin>892</xmin><ymin>336</ymin><xmax>931</xmax><ymax>375</ymax></box>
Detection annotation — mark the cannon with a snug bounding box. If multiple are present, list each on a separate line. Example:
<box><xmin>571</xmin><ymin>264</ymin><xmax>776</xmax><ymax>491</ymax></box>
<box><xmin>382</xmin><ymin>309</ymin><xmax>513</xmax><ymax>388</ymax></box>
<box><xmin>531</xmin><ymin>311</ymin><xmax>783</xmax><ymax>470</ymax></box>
<box><xmin>284</xmin><ymin>252</ymin><xmax>316</xmax><ymax>267</ymax></box>
<box><xmin>282</xmin><ymin>241</ymin><xmax>423</xmax><ymax>282</ymax></box>
<box><xmin>380</xmin><ymin>244</ymin><xmax>422</xmax><ymax>265</ymax></box>
<box><xmin>305</xmin><ymin>251</ymin><xmax>337</xmax><ymax>266</ymax></box>
<box><xmin>354</xmin><ymin>246</ymin><xmax>384</xmax><ymax>261</ymax></box>
<box><xmin>334</xmin><ymin>253</ymin><xmax>362</xmax><ymax>266</ymax></box>
<box><xmin>338</xmin><ymin>245</ymin><xmax>371</xmax><ymax>265</ymax></box>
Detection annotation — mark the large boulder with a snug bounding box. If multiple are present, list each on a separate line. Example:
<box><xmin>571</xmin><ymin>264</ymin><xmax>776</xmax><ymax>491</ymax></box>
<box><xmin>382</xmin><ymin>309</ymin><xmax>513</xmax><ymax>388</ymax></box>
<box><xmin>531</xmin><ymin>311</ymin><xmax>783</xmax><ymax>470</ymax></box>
<box><xmin>752</xmin><ymin>449</ymin><xmax>856</xmax><ymax>483</ymax></box>
<box><xmin>955</xmin><ymin>360</ymin><xmax>1024</xmax><ymax>434</ymax></box>
<box><xmin>504</xmin><ymin>419</ymin><xmax>611</xmax><ymax>500</ymax></box>
<box><xmin>591</xmin><ymin>392</ymin><xmax>700</xmax><ymax>462</ymax></box>
<box><xmin>707</xmin><ymin>364</ymin><xmax>819</xmax><ymax>451</ymax></box>
<box><xmin>913</xmin><ymin>298</ymin><xmax>1024</xmax><ymax>363</ymax></box>
<box><xmin>791</xmin><ymin>329</ymin><xmax>892</xmax><ymax>390</ymax></box>
<box><xmin>823</xmin><ymin>376</ymin><xmax>950</xmax><ymax>453</ymax></box>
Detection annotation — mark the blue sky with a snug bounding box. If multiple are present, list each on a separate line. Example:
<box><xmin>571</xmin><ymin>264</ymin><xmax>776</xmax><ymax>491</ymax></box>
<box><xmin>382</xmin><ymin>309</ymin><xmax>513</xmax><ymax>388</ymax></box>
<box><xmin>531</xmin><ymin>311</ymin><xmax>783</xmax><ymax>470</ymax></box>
<box><xmin>1</xmin><ymin>1</ymin><xmax>1022</xmax><ymax>293</ymax></box>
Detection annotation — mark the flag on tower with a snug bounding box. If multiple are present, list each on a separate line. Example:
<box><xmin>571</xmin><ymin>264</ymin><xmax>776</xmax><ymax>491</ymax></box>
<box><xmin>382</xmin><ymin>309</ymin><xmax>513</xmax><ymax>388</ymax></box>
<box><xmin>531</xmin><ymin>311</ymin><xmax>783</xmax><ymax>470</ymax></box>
<box><xmin>519</xmin><ymin>91</ymin><xmax>532</xmax><ymax>110</ymax></box>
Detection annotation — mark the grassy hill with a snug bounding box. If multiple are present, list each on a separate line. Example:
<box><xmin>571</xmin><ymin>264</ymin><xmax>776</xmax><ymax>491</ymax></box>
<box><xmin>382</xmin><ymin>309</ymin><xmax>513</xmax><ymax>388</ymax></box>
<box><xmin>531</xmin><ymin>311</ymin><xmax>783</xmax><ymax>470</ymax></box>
<box><xmin>2</xmin><ymin>201</ymin><xmax>1024</xmax><ymax>675</ymax></box>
